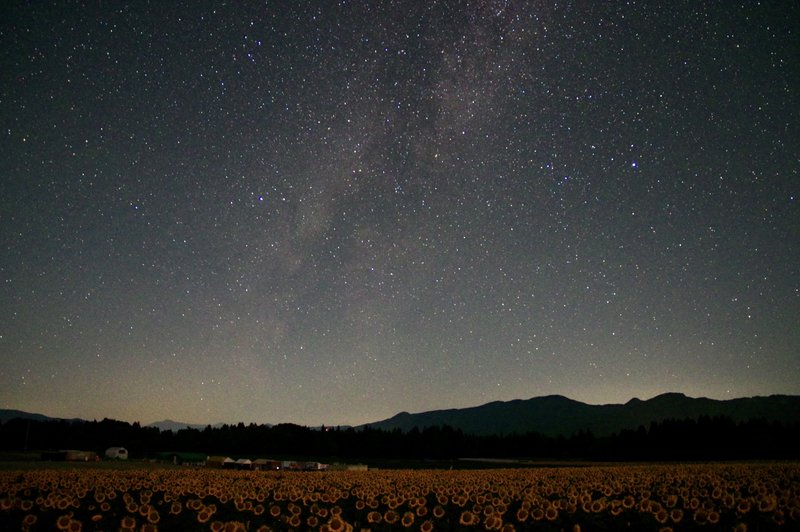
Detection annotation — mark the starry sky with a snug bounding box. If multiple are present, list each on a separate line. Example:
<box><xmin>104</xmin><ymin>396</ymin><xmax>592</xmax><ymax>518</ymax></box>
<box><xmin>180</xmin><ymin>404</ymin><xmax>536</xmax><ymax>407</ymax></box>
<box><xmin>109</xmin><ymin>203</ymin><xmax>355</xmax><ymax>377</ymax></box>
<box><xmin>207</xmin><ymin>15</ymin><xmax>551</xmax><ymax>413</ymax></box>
<box><xmin>1</xmin><ymin>1</ymin><xmax>798</xmax><ymax>427</ymax></box>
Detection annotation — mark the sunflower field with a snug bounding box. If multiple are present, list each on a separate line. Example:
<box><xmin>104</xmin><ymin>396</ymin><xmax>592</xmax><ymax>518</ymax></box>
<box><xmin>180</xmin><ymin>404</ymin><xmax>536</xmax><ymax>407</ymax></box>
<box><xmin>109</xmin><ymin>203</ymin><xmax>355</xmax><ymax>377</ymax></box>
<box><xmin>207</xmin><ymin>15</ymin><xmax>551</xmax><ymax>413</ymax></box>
<box><xmin>1</xmin><ymin>463</ymin><xmax>797</xmax><ymax>531</ymax></box>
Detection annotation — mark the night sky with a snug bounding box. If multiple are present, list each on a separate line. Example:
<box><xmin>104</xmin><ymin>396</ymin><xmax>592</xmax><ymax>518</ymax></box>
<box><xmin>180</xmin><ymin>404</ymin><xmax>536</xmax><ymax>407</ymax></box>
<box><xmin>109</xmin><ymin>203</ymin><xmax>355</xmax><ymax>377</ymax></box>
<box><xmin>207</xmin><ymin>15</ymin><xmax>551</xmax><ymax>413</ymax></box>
<box><xmin>1</xmin><ymin>1</ymin><xmax>798</xmax><ymax>427</ymax></box>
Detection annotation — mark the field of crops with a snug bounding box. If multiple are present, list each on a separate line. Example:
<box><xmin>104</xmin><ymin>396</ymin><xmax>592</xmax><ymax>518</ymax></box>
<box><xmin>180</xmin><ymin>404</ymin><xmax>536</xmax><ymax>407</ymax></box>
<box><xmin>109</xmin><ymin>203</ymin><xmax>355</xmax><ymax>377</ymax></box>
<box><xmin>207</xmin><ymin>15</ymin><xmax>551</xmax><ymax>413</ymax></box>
<box><xmin>1</xmin><ymin>463</ymin><xmax>798</xmax><ymax>531</ymax></box>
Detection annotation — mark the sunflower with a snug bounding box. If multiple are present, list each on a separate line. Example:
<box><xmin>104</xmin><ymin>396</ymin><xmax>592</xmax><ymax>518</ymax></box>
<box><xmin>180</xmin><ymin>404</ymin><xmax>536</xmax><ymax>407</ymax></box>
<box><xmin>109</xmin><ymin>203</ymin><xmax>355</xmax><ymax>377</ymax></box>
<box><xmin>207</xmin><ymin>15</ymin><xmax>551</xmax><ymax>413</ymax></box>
<box><xmin>459</xmin><ymin>511</ymin><xmax>476</xmax><ymax>526</ymax></box>
<box><xmin>736</xmin><ymin>499</ymin><xmax>751</xmax><ymax>514</ymax></box>
<box><xmin>384</xmin><ymin>510</ymin><xmax>399</xmax><ymax>525</ymax></box>
<box><xmin>327</xmin><ymin>516</ymin><xmax>345</xmax><ymax>532</ymax></box>
<box><xmin>420</xmin><ymin>519</ymin><xmax>434</xmax><ymax>532</ymax></box>
<box><xmin>56</xmin><ymin>515</ymin><xmax>73</xmax><ymax>530</ymax></box>
<box><xmin>119</xmin><ymin>515</ymin><xmax>136</xmax><ymax>530</ymax></box>
<box><xmin>693</xmin><ymin>509</ymin><xmax>708</xmax><ymax>525</ymax></box>
<box><xmin>401</xmin><ymin>511</ymin><xmax>415</xmax><ymax>527</ymax></box>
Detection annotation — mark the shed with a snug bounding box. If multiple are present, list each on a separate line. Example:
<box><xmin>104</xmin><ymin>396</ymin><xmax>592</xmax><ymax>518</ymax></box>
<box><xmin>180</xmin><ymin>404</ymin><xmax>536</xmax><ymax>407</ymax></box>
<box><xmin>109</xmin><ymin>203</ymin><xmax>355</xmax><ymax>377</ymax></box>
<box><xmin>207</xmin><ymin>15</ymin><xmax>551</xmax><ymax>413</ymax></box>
<box><xmin>207</xmin><ymin>456</ymin><xmax>234</xmax><ymax>469</ymax></box>
<box><xmin>253</xmin><ymin>459</ymin><xmax>282</xmax><ymax>470</ymax></box>
<box><xmin>235</xmin><ymin>458</ymin><xmax>254</xmax><ymax>470</ymax></box>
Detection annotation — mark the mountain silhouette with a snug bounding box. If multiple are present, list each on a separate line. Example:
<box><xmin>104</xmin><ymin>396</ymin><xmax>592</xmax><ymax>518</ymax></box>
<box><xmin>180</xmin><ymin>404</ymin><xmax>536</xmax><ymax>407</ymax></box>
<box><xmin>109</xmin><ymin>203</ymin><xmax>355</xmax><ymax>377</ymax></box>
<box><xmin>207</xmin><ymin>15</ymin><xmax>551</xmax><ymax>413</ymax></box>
<box><xmin>363</xmin><ymin>393</ymin><xmax>800</xmax><ymax>437</ymax></box>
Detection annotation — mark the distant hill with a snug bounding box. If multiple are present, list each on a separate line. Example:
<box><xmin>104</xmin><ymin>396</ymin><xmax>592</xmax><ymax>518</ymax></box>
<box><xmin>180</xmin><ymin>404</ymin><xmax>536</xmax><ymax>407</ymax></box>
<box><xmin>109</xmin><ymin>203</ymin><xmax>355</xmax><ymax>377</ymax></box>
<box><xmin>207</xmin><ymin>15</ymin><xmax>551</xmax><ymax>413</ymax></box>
<box><xmin>363</xmin><ymin>393</ymin><xmax>800</xmax><ymax>437</ymax></box>
<box><xmin>0</xmin><ymin>409</ymin><xmax>84</xmax><ymax>424</ymax></box>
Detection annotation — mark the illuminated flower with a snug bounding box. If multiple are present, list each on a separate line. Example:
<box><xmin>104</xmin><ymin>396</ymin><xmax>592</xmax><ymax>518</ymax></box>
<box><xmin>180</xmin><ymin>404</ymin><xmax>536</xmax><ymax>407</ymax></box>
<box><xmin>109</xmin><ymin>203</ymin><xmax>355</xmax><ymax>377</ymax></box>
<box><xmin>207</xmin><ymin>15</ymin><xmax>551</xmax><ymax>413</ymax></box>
<box><xmin>420</xmin><ymin>519</ymin><xmax>434</xmax><ymax>532</ymax></box>
<box><xmin>147</xmin><ymin>508</ymin><xmax>160</xmax><ymax>524</ymax></box>
<box><xmin>401</xmin><ymin>511</ymin><xmax>415</xmax><ymax>527</ymax></box>
<box><xmin>56</xmin><ymin>515</ymin><xmax>73</xmax><ymax>530</ymax></box>
<box><xmin>327</xmin><ymin>516</ymin><xmax>345</xmax><ymax>532</ymax></box>
<box><xmin>483</xmin><ymin>513</ymin><xmax>502</xmax><ymax>530</ymax></box>
<box><xmin>384</xmin><ymin>510</ymin><xmax>399</xmax><ymax>525</ymax></box>
<box><xmin>693</xmin><ymin>509</ymin><xmax>708</xmax><ymax>525</ymax></box>
<box><xmin>737</xmin><ymin>499</ymin><xmax>751</xmax><ymax>514</ymax></box>
<box><xmin>622</xmin><ymin>495</ymin><xmax>635</xmax><ymax>509</ymax></box>
<box><xmin>459</xmin><ymin>511</ymin><xmax>476</xmax><ymax>526</ymax></box>
<box><xmin>367</xmin><ymin>511</ymin><xmax>382</xmax><ymax>524</ymax></box>
<box><xmin>758</xmin><ymin>497</ymin><xmax>777</xmax><ymax>512</ymax></box>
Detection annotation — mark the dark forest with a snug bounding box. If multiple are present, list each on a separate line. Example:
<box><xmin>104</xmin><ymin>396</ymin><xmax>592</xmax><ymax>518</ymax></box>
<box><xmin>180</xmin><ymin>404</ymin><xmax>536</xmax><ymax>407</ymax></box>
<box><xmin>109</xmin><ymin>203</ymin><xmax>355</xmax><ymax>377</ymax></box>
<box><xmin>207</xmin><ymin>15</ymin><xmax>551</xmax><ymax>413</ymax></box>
<box><xmin>1</xmin><ymin>415</ymin><xmax>798</xmax><ymax>462</ymax></box>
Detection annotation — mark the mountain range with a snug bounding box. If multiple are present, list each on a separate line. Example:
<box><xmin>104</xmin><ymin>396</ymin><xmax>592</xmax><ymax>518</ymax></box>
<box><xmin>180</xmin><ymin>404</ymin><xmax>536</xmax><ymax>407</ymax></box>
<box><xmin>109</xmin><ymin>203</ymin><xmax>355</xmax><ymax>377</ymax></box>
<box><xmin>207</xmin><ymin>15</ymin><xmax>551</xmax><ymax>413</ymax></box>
<box><xmin>3</xmin><ymin>393</ymin><xmax>799</xmax><ymax>438</ymax></box>
<box><xmin>363</xmin><ymin>393</ymin><xmax>800</xmax><ymax>437</ymax></box>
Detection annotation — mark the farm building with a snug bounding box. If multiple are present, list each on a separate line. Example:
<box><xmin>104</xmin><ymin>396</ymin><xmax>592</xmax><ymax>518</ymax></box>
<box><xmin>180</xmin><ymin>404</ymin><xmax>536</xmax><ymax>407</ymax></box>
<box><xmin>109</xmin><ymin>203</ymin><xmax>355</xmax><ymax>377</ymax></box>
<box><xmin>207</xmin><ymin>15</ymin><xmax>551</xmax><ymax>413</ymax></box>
<box><xmin>235</xmin><ymin>458</ymin><xmax>254</xmax><ymax>470</ymax></box>
<box><xmin>253</xmin><ymin>459</ymin><xmax>282</xmax><ymax>470</ymax></box>
<box><xmin>41</xmin><ymin>450</ymin><xmax>99</xmax><ymax>462</ymax></box>
<box><xmin>207</xmin><ymin>456</ymin><xmax>235</xmax><ymax>469</ymax></box>
<box><xmin>155</xmin><ymin>452</ymin><xmax>207</xmax><ymax>466</ymax></box>
<box><xmin>105</xmin><ymin>447</ymin><xmax>128</xmax><ymax>460</ymax></box>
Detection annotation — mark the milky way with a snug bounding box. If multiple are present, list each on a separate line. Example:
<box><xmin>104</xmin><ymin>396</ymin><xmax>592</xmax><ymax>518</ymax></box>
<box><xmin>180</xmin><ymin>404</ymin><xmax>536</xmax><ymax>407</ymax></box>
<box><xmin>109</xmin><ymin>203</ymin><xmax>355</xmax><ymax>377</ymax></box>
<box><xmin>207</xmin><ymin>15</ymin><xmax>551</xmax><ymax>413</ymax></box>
<box><xmin>1</xmin><ymin>1</ymin><xmax>798</xmax><ymax>426</ymax></box>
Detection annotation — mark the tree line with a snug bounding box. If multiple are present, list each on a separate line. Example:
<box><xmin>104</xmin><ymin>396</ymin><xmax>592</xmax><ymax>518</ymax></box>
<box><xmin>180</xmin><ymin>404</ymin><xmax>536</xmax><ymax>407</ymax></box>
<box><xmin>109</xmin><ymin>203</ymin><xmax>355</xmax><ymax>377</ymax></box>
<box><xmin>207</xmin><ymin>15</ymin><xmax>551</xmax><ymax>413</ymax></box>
<box><xmin>1</xmin><ymin>415</ymin><xmax>797</xmax><ymax>462</ymax></box>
